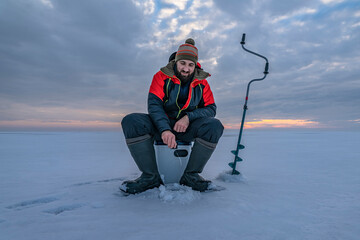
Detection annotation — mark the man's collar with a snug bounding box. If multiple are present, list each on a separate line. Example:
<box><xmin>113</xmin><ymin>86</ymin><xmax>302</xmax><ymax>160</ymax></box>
<box><xmin>160</xmin><ymin>60</ymin><xmax>210</xmax><ymax>81</ymax></box>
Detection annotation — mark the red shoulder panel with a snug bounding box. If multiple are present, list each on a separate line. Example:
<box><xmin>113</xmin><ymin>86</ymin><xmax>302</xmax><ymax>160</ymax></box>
<box><xmin>201</xmin><ymin>80</ymin><xmax>215</xmax><ymax>106</ymax></box>
<box><xmin>149</xmin><ymin>71</ymin><xmax>166</xmax><ymax>100</ymax></box>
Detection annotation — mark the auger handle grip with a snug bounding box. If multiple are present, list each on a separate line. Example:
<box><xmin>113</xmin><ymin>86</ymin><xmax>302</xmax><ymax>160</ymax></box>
<box><xmin>241</xmin><ymin>33</ymin><xmax>246</xmax><ymax>45</ymax></box>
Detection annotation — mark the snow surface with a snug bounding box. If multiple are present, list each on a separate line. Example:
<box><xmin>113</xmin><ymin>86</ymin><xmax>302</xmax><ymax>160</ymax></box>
<box><xmin>1</xmin><ymin>130</ymin><xmax>359</xmax><ymax>240</ymax></box>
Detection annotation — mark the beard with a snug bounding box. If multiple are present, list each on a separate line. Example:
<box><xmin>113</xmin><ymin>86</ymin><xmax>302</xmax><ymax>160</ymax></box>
<box><xmin>175</xmin><ymin>69</ymin><xmax>194</xmax><ymax>83</ymax></box>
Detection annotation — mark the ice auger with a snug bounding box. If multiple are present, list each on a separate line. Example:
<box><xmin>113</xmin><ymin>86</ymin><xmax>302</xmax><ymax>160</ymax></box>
<box><xmin>229</xmin><ymin>33</ymin><xmax>269</xmax><ymax>175</ymax></box>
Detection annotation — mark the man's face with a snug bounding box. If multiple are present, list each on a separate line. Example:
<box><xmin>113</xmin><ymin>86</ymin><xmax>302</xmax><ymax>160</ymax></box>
<box><xmin>176</xmin><ymin>60</ymin><xmax>195</xmax><ymax>81</ymax></box>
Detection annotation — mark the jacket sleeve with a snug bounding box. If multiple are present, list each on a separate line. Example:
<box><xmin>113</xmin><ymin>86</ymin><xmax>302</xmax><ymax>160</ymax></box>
<box><xmin>186</xmin><ymin>80</ymin><xmax>217</xmax><ymax>122</ymax></box>
<box><xmin>147</xmin><ymin>72</ymin><xmax>171</xmax><ymax>133</ymax></box>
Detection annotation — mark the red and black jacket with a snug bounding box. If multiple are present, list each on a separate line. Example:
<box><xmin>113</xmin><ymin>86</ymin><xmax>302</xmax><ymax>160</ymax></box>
<box><xmin>148</xmin><ymin>60</ymin><xmax>216</xmax><ymax>133</ymax></box>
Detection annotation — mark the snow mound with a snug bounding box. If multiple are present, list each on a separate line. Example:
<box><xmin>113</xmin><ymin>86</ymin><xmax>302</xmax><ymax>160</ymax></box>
<box><xmin>216</xmin><ymin>171</ymin><xmax>248</xmax><ymax>183</ymax></box>
<box><xmin>120</xmin><ymin>184</ymin><xmax>201</xmax><ymax>204</ymax></box>
<box><xmin>158</xmin><ymin>184</ymin><xmax>201</xmax><ymax>204</ymax></box>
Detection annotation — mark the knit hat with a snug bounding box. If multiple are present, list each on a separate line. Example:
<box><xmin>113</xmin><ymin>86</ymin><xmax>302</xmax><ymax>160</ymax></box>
<box><xmin>175</xmin><ymin>38</ymin><xmax>198</xmax><ymax>64</ymax></box>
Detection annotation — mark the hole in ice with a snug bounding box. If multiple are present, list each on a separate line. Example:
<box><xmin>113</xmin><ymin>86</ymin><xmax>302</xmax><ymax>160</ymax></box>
<box><xmin>216</xmin><ymin>171</ymin><xmax>248</xmax><ymax>183</ymax></box>
<box><xmin>158</xmin><ymin>184</ymin><xmax>201</xmax><ymax>204</ymax></box>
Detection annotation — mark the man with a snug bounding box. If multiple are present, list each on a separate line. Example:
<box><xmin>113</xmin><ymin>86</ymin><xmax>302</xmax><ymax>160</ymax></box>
<box><xmin>121</xmin><ymin>38</ymin><xmax>224</xmax><ymax>194</ymax></box>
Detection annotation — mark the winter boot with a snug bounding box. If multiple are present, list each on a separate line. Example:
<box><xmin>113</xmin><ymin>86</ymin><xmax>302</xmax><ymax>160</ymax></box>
<box><xmin>120</xmin><ymin>134</ymin><xmax>163</xmax><ymax>194</ymax></box>
<box><xmin>180</xmin><ymin>138</ymin><xmax>217</xmax><ymax>192</ymax></box>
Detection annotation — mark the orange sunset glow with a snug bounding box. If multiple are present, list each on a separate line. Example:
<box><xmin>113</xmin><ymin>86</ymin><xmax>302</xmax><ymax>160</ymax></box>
<box><xmin>224</xmin><ymin>119</ymin><xmax>321</xmax><ymax>129</ymax></box>
<box><xmin>0</xmin><ymin>118</ymin><xmax>322</xmax><ymax>130</ymax></box>
<box><xmin>0</xmin><ymin>120</ymin><xmax>120</xmax><ymax>130</ymax></box>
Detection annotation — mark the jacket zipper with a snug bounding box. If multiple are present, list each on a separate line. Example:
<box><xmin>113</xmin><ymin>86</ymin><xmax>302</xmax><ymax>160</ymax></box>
<box><xmin>175</xmin><ymin>80</ymin><xmax>182</xmax><ymax>118</ymax></box>
<box><xmin>176</xmin><ymin>82</ymin><xmax>193</xmax><ymax>119</ymax></box>
<box><xmin>195</xmin><ymin>83</ymin><xmax>202</xmax><ymax>109</ymax></box>
<box><xmin>164</xmin><ymin>78</ymin><xmax>171</xmax><ymax>104</ymax></box>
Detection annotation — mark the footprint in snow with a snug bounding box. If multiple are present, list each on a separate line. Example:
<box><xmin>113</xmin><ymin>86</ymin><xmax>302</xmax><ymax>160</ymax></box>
<box><xmin>6</xmin><ymin>197</ymin><xmax>59</xmax><ymax>210</ymax></box>
<box><xmin>43</xmin><ymin>203</ymin><xmax>84</xmax><ymax>215</ymax></box>
<box><xmin>70</xmin><ymin>177</ymin><xmax>126</xmax><ymax>187</ymax></box>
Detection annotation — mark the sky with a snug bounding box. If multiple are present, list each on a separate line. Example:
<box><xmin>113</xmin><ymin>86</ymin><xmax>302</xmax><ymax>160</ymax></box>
<box><xmin>1</xmin><ymin>0</ymin><xmax>360</xmax><ymax>131</ymax></box>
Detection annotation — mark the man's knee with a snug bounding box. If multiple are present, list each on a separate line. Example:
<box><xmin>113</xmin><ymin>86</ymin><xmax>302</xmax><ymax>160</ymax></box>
<box><xmin>121</xmin><ymin>113</ymin><xmax>154</xmax><ymax>139</ymax></box>
<box><xmin>208</xmin><ymin>118</ymin><xmax>224</xmax><ymax>130</ymax></box>
<box><xmin>197</xmin><ymin>118</ymin><xmax>224</xmax><ymax>143</ymax></box>
<box><xmin>122</xmin><ymin>113</ymin><xmax>139</xmax><ymax>130</ymax></box>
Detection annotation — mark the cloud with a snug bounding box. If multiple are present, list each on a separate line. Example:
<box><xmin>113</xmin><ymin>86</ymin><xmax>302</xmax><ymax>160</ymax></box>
<box><xmin>162</xmin><ymin>0</ymin><xmax>189</xmax><ymax>10</ymax></box>
<box><xmin>40</xmin><ymin>0</ymin><xmax>54</xmax><ymax>8</ymax></box>
<box><xmin>132</xmin><ymin>0</ymin><xmax>155</xmax><ymax>15</ymax></box>
<box><xmin>185</xmin><ymin>0</ymin><xmax>213</xmax><ymax>17</ymax></box>
<box><xmin>176</xmin><ymin>20</ymin><xmax>210</xmax><ymax>41</ymax></box>
<box><xmin>352</xmin><ymin>22</ymin><xmax>360</xmax><ymax>27</ymax></box>
<box><xmin>271</xmin><ymin>8</ymin><xmax>317</xmax><ymax>24</ymax></box>
<box><xmin>158</xmin><ymin>8</ymin><xmax>177</xmax><ymax>19</ymax></box>
<box><xmin>213</xmin><ymin>0</ymin><xmax>360</xmax><ymax>128</ymax></box>
<box><xmin>321</xmin><ymin>0</ymin><xmax>345</xmax><ymax>4</ymax></box>
<box><xmin>0</xmin><ymin>119</ymin><xmax>120</xmax><ymax>131</ymax></box>
<box><xmin>0</xmin><ymin>0</ymin><xmax>153</xmax><ymax>123</ymax></box>
<box><xmin>1</xmin><ymin>0</ymin><xmax>360</xmax><ymax>130</ymax></box>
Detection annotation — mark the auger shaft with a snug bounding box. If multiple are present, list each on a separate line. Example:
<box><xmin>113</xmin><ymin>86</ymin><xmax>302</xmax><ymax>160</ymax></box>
<box><xmin>229</xmin><ymin>33</ymin><xmax>269</xmax><ymax>175</ymax></box>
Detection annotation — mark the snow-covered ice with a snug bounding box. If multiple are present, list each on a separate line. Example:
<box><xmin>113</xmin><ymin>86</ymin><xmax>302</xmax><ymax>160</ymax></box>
<box><xmin>0</xmin><ymin>130</ymin><xmax>359</xmax><ymax>240</ymax></box>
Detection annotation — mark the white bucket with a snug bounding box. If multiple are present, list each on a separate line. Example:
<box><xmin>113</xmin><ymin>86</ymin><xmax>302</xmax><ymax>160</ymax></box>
<box><xmin>155</xmin><ymin>142</ymin><xmax>192</xmax><ymax>184</ymax></box>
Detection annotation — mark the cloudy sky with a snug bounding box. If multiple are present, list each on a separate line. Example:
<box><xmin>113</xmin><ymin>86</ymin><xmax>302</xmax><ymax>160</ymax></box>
<box><xmin>1</xmin><ymin>0</ymin><xmax>360</xmax><ymax>130</ymax></box>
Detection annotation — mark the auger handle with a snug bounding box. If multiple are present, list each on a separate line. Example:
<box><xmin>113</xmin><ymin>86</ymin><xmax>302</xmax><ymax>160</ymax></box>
<box><xmin>241</xmin><ymin>33</ymin><xmax>246</xmax><ymax>45</ymax></box>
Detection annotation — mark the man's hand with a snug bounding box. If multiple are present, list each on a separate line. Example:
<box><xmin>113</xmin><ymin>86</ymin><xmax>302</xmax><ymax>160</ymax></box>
<box><xmin>173</xmin><ymin>115</ymin><xmax>189</xmax><ymax>133</ymax></box>
<box><xmin>161</xmin><ymin>130</ymin><xmax>177</xmax><ymax>149</ymax></box>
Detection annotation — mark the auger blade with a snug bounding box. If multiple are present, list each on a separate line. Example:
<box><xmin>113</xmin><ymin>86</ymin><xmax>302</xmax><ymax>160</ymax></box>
<box><xmin>229</xmin><ymin>162</ymin><xmax>234</xmax><ymax>168</ymax></box>
<box><xmin>230</xmin><ymin>154</ymin><xmax>243</xmax><ymax>161</ymax></box>
<box><xmin>228</xmin><ymin>162</ymin><xmax>235</xmax><ymax>169</ymax></box>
